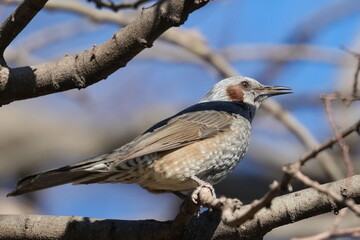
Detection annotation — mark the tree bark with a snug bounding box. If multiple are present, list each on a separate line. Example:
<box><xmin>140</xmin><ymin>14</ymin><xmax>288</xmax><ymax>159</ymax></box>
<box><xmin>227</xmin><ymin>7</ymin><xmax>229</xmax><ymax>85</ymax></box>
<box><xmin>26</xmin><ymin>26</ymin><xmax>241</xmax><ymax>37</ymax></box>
<box><xmin>1</xmin><ymin>175</ymin><xmax>359</xmax><ymax>240</ymax></box>
<box><xmin>0</xmin><ymin>0</ymin><xmax>208</xmax><ymax>106</ymax></box>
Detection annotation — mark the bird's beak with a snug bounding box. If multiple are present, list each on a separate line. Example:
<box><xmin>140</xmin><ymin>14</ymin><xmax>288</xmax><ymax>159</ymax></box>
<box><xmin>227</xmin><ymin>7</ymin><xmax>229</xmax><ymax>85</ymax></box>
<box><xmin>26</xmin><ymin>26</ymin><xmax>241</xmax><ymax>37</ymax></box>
<box><xmin>255</xmin><ymin>85</ymin><xmax>292</xmax><ymax>97</ymax></box>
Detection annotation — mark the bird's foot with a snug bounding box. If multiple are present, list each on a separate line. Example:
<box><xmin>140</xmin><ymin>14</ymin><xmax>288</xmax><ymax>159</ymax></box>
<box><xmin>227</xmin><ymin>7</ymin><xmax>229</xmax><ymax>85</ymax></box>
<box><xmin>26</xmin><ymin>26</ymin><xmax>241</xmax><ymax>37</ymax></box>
<box><xmin>190</xmin><ymin>176</ymin><xmax>215</xmax><ymax>204</ymax></box>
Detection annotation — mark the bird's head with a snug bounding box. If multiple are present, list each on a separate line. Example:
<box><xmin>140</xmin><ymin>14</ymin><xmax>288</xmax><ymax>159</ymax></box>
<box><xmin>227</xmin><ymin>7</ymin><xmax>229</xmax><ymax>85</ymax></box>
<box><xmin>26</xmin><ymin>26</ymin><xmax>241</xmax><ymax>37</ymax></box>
<box><xmin>200</xmin><ymin>76</ymin><xmax>292</xmax><ymax>108</ymax></box>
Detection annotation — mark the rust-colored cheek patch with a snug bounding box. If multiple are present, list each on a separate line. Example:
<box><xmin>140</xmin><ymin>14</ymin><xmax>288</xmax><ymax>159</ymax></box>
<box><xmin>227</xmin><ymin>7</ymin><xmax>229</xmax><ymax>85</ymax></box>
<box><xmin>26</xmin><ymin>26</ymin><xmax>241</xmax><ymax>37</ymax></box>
<box><xmin>226</xmin><ymin>85</ymin><xmax>244</xmax><ymax>101</ymax></box>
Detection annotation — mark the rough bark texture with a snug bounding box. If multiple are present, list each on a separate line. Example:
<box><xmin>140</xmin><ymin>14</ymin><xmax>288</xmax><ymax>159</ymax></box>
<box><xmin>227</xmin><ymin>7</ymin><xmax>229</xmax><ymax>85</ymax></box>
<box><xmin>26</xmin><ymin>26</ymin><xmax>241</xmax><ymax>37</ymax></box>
<box><xmin>1</xmin><ymin>175</ymin><xmax>359</xmax><ymax>240</ymax></box>
<box><xmin>0</xmin><ymin>0</ymin><xmax>208</xmax><ymax>106</ymax></box>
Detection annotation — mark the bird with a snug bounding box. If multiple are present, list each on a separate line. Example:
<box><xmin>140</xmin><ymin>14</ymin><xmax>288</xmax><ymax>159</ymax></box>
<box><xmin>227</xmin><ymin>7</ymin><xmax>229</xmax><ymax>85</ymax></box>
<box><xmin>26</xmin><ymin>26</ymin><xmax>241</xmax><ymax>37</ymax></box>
<box><xmin>8</xmin><ymin>76</ymin><xmax>291</xmax><ymax>202</ymax></box>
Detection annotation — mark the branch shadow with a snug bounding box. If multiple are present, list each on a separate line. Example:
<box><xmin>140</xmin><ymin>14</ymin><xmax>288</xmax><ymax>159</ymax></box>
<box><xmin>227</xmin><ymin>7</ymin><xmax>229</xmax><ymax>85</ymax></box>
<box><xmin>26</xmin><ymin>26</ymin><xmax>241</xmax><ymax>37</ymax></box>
<box><xmin>59</xmin><ymin>211</ymin><xmax>222</xmax><ymax>240</ymax></box>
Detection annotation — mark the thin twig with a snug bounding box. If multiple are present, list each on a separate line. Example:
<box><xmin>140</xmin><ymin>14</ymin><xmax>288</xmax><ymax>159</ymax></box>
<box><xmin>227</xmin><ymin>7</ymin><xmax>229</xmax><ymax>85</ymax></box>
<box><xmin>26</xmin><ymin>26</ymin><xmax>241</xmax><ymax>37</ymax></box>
<box><xmin>353</xmin><ymin>59</ymin><xmax>360</xmax><ymax>97</ymax></box>
<box><xmin>223</xmin><ymin>181</ymin><xmax>280</xmax><ymax>226</ymax></box>
<box><xmin>279</xmin><ymin>119</ymin><xmax>359</xmax><ymax>210</ymax></box>
<box><xmin>340</xmin><ymin>46</ymin><xmax>360</xmax><ymax>102</ymax></box>
<box><xmin>238</xmin><ymin>119</ymin><xmax>359</xmax><ymax>225</ymax></box>
<box><xmin>298</xmin><ymin>119</ymin><xmax>360</xmax><ymax>166</ymax></box>
<box><xmin>173</xmin><ymin>183</ymin><xmax>281</xmax><ymax>228</ymax></box>
<box><xmin>262</xmin><ymin>99</ymin><xmax>344</xmax><ymax>180</ymax></box>
<box><xmin>172</xmin><ymin>187</ymin><xmax>243</xmax><ymax>228</ymax></box>
<box><xmin>321</xmin><ymin>94</ymin><xmax>355</xmax><ymax>232</ymax></box>
<box><xmin>320</xmin><ymin>92</ymin><xmax>360</xmax><ymax>105</ymax></box>
<box><xmin>323</xmin><ymin>94</ymin><xmax>354</xmax><ymax>177</ymax></box>
<box><xmin>330</xmin><ymin>208</ymin><xmax>347</xmax><ymax>232</ymax></box>
<box><xmin>320</xmin><ymin>79</ymin><xmax>359</xmax><ymax>233</ymax></box>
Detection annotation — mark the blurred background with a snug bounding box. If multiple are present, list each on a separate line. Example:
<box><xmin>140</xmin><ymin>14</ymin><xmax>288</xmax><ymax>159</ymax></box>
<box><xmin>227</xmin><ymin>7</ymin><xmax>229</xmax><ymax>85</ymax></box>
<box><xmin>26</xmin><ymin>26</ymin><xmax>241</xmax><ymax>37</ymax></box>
<box><xmin>0</xmin><ymin>0</ymin><xmax>360</xmax><ymax>239</ymax></box>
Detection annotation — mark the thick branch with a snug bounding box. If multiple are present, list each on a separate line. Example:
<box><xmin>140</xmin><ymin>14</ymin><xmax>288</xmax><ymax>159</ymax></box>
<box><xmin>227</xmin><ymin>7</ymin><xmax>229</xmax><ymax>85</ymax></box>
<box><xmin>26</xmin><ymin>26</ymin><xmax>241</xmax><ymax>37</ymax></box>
<box><xmin>1</xmin><ymin>175</ymin><xmax>360</xmax><ymax>240</ymax></box>
<box><xmin>190</xmin><ymin>175</ymin><xmax>360</xmax><ymax>240</ymax></box>
<box><xmin>0</xmin><ymin>0</ymin><xmax>208</xmax><ymax>106</ymax></box>
<box><xmin>0</xmin><ymin>0</ymin><xmax>48</xmax><ymax>65</ymax></box>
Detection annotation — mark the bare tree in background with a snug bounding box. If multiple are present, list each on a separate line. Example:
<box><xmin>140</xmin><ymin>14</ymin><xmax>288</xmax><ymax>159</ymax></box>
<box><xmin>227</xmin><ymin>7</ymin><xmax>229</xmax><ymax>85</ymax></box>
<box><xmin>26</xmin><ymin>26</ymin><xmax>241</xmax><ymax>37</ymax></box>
<box><xmin>0</xmin><ymin>0</ymin><xmax>359</xmax><ymax>239</ymax></box>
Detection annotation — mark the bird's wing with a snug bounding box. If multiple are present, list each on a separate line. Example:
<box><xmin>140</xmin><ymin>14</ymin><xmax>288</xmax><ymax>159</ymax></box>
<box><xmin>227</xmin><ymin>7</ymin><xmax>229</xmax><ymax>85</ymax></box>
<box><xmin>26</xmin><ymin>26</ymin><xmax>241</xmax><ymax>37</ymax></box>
<box><xmin>33</xmin><ymin>110</ymin><xmax>235</xmax><ymax>173</ymax></box>
<box><xmin>113</xmin><ymin>110</ymin><xmax>236</xmax><ymax>163</ymax></box>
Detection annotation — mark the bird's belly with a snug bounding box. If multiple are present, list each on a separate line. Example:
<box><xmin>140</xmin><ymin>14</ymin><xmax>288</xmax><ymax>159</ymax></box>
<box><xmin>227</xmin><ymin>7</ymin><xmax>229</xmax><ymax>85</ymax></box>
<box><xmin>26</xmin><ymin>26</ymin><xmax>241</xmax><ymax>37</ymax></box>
<box><xmin>137</xmin><ymin>119</ymin><xmax>251</xmax><ymax>192</ymax></box>
<box><xmin>196</xmin><ymin>130</ymin><xmax>250</xmax><ymax>185</ymax></box>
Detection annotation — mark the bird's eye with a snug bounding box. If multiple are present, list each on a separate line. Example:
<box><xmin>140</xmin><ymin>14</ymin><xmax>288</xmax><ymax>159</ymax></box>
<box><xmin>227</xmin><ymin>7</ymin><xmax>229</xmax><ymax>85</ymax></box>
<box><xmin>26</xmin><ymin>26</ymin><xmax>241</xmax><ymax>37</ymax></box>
<box><xmin>241</xmin><ymin>81</ymin><xmax>250</xmax><ymax>89</ymax></box>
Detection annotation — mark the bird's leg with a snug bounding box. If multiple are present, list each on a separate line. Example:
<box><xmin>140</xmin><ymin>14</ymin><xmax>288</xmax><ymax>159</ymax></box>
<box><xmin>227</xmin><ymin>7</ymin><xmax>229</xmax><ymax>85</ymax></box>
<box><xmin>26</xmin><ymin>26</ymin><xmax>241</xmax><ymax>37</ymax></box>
<box><xmin>190</xmin><ymin>176</ymin><xmax>215</xmax><ymax>204</ymax></box>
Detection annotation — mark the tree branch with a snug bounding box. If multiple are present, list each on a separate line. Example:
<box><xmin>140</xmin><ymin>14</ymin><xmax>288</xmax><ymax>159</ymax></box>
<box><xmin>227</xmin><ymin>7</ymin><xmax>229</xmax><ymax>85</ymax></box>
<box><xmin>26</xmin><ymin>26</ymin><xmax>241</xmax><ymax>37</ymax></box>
<box><xmin>298</xmin><ymin>119</ymin><xmax>360</xmax><ymax>167</ymax></box>
<box><xmin>292</xmin><ymin>170</ymin><xmax>360</xmax><ymax>216</ymax></box>
<box><xmin>1</xmin><ymin>175</ymin><xmax>359</xmax><ymax>240</ymax></box>
<box><xmin>339</xmin><ymin>46</ymin><xmax>360</xmax><ymax>102</ymax></box>
<box><xmin>0</xmin><ymin>0</ymin><xmax>209</xmax><ymax>106</ymax></box>
<box><xmin>0</xmin><ymin>0</ymin><xmax>48</xmax><ymax>66</ymax></box>
<box><xmin>323</xmin><ymin>93</ymin><xmax>355</xmax><ymax>177</ymax></box>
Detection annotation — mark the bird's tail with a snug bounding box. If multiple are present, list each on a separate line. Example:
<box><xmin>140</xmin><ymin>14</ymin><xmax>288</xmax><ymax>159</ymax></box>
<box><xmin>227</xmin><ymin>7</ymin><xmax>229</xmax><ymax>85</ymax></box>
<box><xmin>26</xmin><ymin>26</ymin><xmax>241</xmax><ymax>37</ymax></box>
<box><xmin>7</xmin><ymin>166</ymin><xmax>93</xmax><ymax>197</ymax></box>
<box><xmin>7</xmin><ymin>152</ymin><xmax>118</xmax><ymax>197</ymax></box>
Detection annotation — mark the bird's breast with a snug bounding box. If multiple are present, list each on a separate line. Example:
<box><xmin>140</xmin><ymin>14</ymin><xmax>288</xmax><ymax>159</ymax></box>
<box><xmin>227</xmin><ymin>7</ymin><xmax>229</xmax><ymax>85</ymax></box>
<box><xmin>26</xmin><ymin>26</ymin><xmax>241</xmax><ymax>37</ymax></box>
<box><xmin>137</xmin><ymin>115</ymin><xmax>251</xmax><ymax>191</ymax></box>
<box><xmin>195</xmin><ymin>116</ymin><xmax>251</xmax><ymax>185</ymax></box>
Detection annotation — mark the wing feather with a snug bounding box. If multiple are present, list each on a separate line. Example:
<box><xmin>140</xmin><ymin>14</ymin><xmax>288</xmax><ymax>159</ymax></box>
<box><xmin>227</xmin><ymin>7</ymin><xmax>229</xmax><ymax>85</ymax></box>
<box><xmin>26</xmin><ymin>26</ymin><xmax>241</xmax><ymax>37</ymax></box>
<box><xmin>115</xmin><ymin>110</ymin><xmax>235</xmax><ymax>162</ymax></box>
<box><xmin>49</xmin><ymin>110</ymin><xmax>236</xmax><ymax>172</ymax></box>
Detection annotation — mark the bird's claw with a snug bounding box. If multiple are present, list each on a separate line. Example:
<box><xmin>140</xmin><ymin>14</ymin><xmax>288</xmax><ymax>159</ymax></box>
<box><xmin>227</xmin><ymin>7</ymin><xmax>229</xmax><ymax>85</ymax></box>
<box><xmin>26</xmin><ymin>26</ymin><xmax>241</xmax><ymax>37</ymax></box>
<box><xmin>190</xmin><ymin>178</ymin><xmax>216</xmax><ymax>204</ymax></box>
